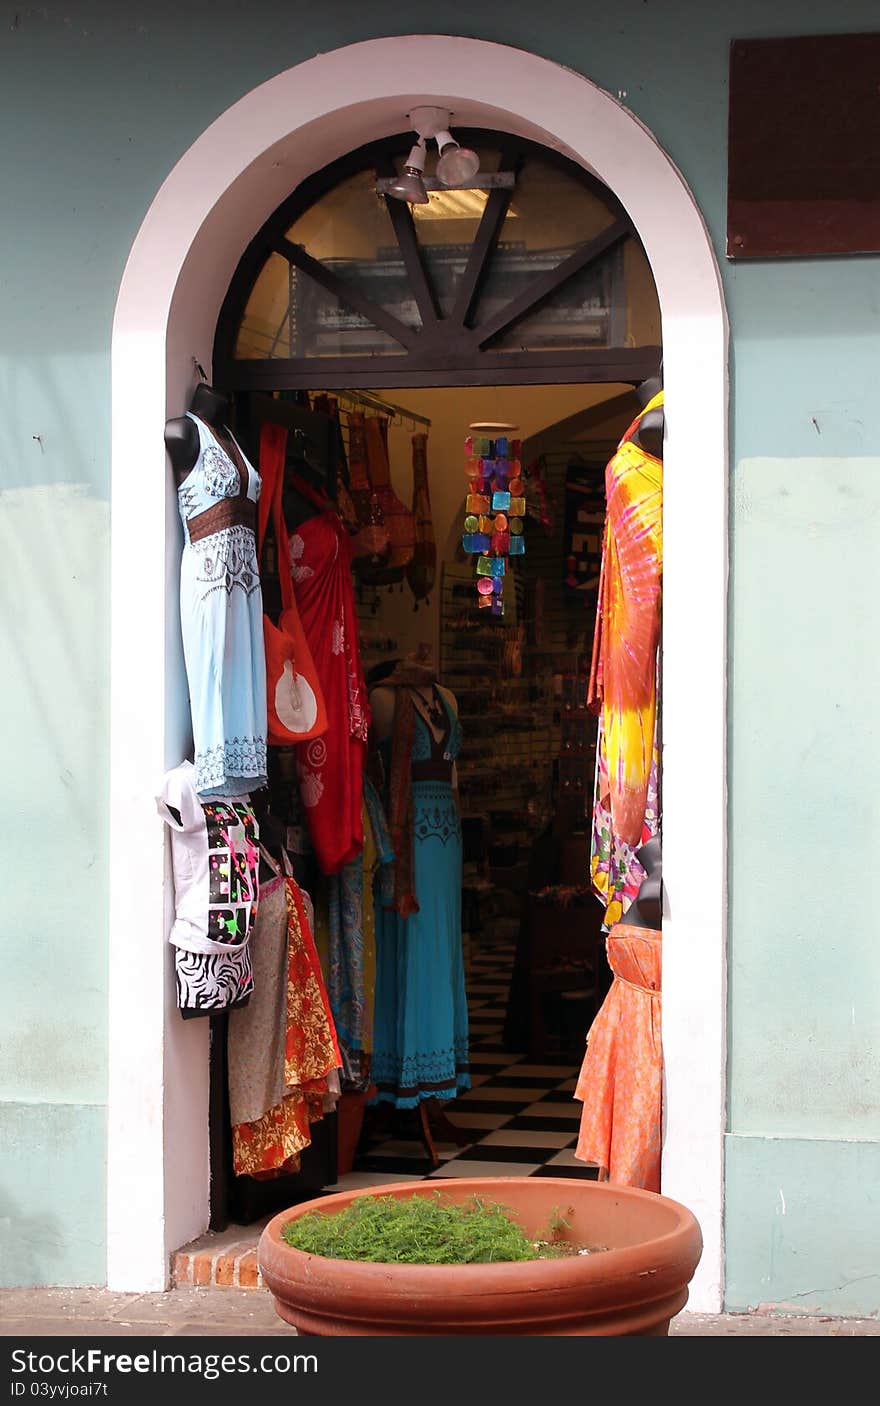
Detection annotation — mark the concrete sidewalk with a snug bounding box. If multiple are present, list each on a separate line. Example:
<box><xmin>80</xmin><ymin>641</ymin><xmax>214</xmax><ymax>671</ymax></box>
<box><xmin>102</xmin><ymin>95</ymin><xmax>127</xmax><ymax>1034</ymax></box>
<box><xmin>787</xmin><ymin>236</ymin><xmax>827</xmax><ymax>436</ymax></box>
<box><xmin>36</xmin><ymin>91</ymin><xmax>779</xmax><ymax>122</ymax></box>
<box><xmin>1</xmin><ymin>1288</ymin><xmax>878</xmax><ymax>1336</ymax></box>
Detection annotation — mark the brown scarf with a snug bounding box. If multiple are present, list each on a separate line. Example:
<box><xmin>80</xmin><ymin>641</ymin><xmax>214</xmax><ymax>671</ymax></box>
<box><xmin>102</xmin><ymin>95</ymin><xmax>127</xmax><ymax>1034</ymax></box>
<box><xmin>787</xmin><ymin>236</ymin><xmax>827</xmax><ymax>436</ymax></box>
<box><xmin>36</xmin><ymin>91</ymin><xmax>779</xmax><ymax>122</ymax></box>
<box><xmin>380</xmin><ymin>662</ymin><xmax>437</xmax><ymax>918</ymax></box>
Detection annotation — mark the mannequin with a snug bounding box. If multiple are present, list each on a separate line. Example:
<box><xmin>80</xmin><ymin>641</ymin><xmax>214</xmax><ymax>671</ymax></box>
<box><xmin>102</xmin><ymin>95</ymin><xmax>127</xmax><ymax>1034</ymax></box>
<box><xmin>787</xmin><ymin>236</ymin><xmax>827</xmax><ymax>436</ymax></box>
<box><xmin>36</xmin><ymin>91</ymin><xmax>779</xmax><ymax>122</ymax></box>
<box><xmin>167</xmin><ymin>376</ymin><xmax>267</xmax><ymax>799</ymax></box>
<box><xmin>623</xmin><ymin>835</ymin><xmax>662</xmax><ymax>930</ymax></box>
<box><xmin>165</xmin><ymin>382</ymin><xmax>233</xmax><ymax>486</ymax></box>
<box><xmin>366</xmin><ymin>646</ymin><xmax>470</xmax><ymax>1158</ymax></box>
<box><xmin>369</xmin><ymin>674</ymin><xmax>459</xmax><ymax>744</ymax></box>
<box><xmin>629</xmin><ymin>375</ymin><xmax>664</xmax><ymax>460</ymax></box>
<box><xmin>369</xmin><ymin>651</ymin><xmax>460</xmax><ymax>871</ymax></box>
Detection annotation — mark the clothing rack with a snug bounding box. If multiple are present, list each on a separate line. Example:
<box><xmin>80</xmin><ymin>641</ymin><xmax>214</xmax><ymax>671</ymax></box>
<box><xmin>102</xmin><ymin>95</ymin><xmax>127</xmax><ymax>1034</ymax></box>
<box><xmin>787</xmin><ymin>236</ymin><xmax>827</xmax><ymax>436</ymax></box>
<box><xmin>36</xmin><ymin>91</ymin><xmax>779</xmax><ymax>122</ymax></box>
<box><xmin>314</xmin><ymin>389</ymin><xmax>429</xmax><ymax>461</ymax></box>
<box><xmin>319</xmin><ymin>387</ymin><xmax>431</xmax><ymax>433</ymax></box>
<box><xmin>351</xmin><ymin>389</ymin><xmax>431</xmax><ymax>430</ymax></box>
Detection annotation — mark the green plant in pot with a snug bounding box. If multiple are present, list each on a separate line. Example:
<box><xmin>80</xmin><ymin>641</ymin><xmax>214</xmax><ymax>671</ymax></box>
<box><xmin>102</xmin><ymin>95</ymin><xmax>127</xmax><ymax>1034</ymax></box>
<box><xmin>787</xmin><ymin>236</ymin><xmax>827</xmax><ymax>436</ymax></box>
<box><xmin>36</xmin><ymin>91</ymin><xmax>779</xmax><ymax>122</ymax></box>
<box><xmin>280</xmin><ymin>1191</ymin><xmax>592</xmax><ymax>1264</ymax></box>
<box><xmin>257</xmin><ymin>1176</ymin><xmax>702</xmax><ymax>1336</ymax></box>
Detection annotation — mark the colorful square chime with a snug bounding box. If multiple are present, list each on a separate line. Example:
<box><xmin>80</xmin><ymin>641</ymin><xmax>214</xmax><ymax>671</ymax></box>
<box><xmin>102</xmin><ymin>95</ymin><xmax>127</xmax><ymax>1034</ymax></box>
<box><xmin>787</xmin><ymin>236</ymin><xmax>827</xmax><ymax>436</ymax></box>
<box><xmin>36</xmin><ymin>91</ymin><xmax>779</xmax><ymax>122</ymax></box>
<box><xmin>461</xmin><ymin>433</ymin><xmax>526</xmax><ymax>616</ymax></box>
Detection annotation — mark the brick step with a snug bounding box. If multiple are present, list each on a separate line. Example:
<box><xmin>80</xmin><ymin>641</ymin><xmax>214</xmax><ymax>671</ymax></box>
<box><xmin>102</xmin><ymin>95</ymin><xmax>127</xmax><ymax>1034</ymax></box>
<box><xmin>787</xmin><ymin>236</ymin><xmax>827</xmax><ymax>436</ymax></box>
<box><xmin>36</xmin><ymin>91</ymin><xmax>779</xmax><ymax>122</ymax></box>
<box><xmin>168</xmin><ymin>1172</ymin><xmax>425</xmax><ymax>1290</ymax></box>
<box><xmin>171</xmin><ymin>1222</ymin><xmax>266</xmax><ymax>1290</ymax></box>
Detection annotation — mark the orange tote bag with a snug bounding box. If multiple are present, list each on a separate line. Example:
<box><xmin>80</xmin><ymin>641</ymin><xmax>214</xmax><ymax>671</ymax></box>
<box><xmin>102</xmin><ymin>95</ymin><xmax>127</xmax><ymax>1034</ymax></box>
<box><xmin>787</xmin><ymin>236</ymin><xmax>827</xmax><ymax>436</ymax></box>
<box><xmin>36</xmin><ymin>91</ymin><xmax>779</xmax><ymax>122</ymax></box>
<box><xmin>258</xmin><ymin>421</ymin><xmax>328</xmax><ymax>745</ymax></box>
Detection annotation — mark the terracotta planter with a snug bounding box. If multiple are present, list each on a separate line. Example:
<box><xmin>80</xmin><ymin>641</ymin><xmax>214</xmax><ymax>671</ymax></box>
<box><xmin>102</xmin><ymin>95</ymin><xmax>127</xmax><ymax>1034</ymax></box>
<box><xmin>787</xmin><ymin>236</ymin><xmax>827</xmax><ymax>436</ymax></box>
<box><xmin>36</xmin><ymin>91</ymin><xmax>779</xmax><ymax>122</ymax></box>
<box><xmin>258</xmin><ymin>1176</ymin><xmax>702</xmax><ymax>1336</ymax></box>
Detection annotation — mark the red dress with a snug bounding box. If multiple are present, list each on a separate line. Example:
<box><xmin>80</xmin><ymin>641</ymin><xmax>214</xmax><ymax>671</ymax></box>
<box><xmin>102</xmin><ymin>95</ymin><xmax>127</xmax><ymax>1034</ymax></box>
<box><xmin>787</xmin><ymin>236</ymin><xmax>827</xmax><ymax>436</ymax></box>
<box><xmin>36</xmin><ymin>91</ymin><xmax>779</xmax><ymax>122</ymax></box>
<box><xmin>287</xmin><ymin>475</ymin><xmax>368</xmax><ymax>873</ymax></box>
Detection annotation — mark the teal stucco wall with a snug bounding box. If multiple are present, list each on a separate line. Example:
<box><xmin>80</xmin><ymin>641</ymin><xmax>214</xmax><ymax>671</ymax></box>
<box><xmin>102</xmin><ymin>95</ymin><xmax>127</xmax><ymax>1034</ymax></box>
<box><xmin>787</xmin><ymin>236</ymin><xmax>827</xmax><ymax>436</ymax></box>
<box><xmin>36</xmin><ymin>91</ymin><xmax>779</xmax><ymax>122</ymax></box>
<box><xmin>2</xmin><ymin>1</ymin><xmax>879</xmax><ymax>1306</ymax></box>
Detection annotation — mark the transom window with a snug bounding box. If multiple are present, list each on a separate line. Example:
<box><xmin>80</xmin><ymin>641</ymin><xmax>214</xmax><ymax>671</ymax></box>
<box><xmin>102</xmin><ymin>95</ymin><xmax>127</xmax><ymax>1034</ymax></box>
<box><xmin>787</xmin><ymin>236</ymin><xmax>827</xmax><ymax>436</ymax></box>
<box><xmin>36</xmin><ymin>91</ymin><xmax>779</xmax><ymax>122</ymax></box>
<box><xmin>214</xmin><ymin>131</ymin><xmax>661</xmax><ymax>390</ymax></box>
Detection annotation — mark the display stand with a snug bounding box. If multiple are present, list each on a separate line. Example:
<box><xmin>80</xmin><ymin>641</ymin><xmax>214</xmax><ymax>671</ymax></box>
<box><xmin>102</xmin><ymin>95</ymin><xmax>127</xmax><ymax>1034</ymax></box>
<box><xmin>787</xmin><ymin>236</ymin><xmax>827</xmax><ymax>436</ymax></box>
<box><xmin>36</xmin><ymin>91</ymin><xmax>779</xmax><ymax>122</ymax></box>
<box><xmin>417</xmin><ymin>1102</ymin><xmax>441</xmax><ymax>1171</ymax></box>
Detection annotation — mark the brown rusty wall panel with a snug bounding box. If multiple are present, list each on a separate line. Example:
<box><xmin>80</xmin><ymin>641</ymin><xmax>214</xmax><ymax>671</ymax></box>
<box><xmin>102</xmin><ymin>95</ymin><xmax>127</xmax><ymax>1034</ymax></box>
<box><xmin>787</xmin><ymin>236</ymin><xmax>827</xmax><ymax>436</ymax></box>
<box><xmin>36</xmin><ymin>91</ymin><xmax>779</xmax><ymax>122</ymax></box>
<box><xmin>728</xmin><ymin>33</ymin><xmax>880</xmax><ymax>258</ymax></box>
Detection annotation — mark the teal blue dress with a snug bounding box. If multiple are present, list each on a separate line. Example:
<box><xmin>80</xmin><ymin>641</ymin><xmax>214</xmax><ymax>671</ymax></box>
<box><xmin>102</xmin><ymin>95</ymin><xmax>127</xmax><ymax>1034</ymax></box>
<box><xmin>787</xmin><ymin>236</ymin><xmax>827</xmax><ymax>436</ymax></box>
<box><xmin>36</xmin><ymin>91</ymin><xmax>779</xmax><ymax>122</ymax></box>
<box><xmin>371</xmin><ymin>689</ymin><xmax>470</xmax><ymax>1107</ymax></box>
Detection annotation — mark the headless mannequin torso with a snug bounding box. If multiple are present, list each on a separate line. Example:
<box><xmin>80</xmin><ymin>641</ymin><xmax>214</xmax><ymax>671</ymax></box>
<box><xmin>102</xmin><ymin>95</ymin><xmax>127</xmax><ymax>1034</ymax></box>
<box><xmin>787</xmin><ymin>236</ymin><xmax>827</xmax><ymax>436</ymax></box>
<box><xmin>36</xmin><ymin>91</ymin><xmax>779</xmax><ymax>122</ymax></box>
<box><xmin>165</xmin><ymin>383</ymin><xmax>236</xmax><ymax>487</ymax></box>
<box><xmin>629</xmin><ymin>374</ymin><xmax>664</xmax><ymax>460</ymax></box>
<box><xmin>369</xmin><ymin>681</ymin><xmax>458</xmax><ymax>745</ymax></box>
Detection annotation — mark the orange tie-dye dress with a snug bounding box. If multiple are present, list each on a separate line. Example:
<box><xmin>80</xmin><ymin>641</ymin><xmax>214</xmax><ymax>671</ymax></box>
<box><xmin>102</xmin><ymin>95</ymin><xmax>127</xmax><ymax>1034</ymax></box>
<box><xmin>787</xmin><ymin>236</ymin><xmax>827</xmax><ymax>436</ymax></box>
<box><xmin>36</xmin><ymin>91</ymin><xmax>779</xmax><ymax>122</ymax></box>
<box><xmin>589</xmin><ymin>391</ymin><xmax>663</xmax><ymax>926</ymax></box>
<box><xmin>574</xmin><ymin>924</ymin><xmax>662</xmax><ymax>1191</ymax></box>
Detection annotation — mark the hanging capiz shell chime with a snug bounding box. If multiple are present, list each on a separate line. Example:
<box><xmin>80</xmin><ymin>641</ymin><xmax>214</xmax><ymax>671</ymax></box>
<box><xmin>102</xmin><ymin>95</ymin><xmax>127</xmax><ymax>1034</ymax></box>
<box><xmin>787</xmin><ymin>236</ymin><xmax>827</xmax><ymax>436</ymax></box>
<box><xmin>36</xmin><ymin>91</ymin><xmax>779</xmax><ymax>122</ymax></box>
<box><xmin>462</xmin><ymin>434</ymin><xmax>525</xmax><ymax>616</ymax></box>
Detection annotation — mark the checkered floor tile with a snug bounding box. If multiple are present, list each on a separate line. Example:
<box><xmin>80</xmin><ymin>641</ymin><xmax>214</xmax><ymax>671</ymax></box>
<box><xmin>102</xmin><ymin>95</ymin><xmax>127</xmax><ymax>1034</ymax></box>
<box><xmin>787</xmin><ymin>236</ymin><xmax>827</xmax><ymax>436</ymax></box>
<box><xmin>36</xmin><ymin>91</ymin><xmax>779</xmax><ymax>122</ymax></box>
<box><xmin>353</xmin><ymin>940</ymin><xmax>599</xmax><ymax>1183</ymax></box>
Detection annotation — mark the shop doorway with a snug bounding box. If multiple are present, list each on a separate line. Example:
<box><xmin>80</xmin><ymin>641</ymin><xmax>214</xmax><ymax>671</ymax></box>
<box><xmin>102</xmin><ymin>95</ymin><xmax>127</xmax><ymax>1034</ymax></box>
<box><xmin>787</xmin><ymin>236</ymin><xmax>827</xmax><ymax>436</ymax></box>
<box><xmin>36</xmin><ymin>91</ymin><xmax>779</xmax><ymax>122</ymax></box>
<box><xmin>200</xmin><ymin>130</ymin><xmax>661</xmax><ymax>1220</ymax></box>
<box><xmin>204</xmin><ymin>379</ymin><xmax>641</xmax><ymax>1228</ymax></box>
<box><xmin>108</xmin><ymin>35</ymin><xmax>728</xmax><ymax>1309</ymax></box>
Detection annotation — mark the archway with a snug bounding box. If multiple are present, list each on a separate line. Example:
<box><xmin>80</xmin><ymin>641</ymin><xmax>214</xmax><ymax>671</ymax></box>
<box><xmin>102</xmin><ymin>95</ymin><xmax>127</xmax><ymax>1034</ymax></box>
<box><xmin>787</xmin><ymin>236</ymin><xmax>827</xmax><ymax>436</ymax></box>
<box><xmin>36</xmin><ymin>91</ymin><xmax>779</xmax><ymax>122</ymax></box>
<box><xmin>108</xmin><ymin>34</ymin><xmax>728</xmax><ymax>1310</ymax></box>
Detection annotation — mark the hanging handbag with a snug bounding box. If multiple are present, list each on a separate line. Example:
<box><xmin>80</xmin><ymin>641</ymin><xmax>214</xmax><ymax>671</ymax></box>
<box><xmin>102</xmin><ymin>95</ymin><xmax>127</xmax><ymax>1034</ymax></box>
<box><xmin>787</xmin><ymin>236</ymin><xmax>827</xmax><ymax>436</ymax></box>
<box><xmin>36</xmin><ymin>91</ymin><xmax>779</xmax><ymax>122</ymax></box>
<box><xmin>258</xmin><ymin>421</ymin><xmax>328</xmax><ymax>744</ymax></box>
<box><xmin>405</xmin><ymin>431</ymin><xmax>436</xmax><ymax>608</ymax></box>
<box><xmin>359</xmin><ymin>415</ymin><xmax>416</xmax><ymax>586</ymax></box>
<box><xmin>346</xmin><ymin>410</ymin><xmax>392</xmax><ymax>566</ymax></box>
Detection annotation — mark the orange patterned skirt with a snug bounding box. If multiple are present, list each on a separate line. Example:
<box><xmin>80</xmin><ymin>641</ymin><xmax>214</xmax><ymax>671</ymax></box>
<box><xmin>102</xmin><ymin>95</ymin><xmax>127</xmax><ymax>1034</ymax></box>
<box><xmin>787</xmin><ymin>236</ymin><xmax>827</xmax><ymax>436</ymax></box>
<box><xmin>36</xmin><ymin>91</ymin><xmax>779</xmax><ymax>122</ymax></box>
<box><xmin>574</xmin><ymin>923</ymin><xmax>661</xmax><ymax>1192</ymax></box>
<box><xmin>233</xmin><ymin>879</ymin><xmax>340</xmax><ymax>1176</ymax></box>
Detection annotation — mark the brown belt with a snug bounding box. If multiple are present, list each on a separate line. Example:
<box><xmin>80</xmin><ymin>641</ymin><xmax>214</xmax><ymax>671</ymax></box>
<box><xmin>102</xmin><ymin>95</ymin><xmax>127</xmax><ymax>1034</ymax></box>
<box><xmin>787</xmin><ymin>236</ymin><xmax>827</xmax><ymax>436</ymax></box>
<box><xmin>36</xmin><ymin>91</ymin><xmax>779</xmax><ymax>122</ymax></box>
<box><xmin>411</xmin><ymin>760</ymin><xmax>454</xmax><ymax>784</ymax></box>
<box><xmin>187</xmin><ymin>498</ymin><xmax>257</xmax><ymax>543</ymax></box>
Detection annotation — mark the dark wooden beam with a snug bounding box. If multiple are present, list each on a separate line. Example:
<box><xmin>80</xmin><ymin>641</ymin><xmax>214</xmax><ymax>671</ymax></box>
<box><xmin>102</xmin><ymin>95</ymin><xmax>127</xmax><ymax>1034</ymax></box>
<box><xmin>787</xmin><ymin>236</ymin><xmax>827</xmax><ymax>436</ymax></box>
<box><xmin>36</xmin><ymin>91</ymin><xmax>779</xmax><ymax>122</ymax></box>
<box><xmin>466</xmin><ymin>218</ymin><xmax>633</xmax><ymax>349</ymax></box>
<box><xmin>215</xmin><ymin>345</ymin><xmax>662</xmax><ymax>393</ymax></box>
<box><xmin>449</xmin><ymin>143</ymin><xmax>522</xmax><ymax>328</ymax></box>
<box><xmin>377</xmin><ymin>155</ymin><xmax>441</xmax><ymax>328</ymax></box>
<box><xmin>273</xmin><ymin>237</ymin><xmax>418</xmax><ymax>350</ymax></box>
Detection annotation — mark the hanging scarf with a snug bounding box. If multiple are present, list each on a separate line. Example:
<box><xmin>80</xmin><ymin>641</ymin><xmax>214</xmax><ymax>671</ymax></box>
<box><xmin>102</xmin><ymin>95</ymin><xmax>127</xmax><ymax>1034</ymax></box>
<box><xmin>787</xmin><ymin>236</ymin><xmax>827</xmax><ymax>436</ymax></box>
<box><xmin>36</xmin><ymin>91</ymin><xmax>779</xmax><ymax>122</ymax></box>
<box><xmin>589</xmin><ymin>391</ymin><xmax>663</xmax><ymax>847</ymax></box>
<box><xmin>375</xmin><ymin>661</ymin><xmax>437</xmax><ymax>918</ymax></box>
<box><xmin>588</xmin><ymin>391</ymin><xmax>663</xmax><ymax>925</ymax></box>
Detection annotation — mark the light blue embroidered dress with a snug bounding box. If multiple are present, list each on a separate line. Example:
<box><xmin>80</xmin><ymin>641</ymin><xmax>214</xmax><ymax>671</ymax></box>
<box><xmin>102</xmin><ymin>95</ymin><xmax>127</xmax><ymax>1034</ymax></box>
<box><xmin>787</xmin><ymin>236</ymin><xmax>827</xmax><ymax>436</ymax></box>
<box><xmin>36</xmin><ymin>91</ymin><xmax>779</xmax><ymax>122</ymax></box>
<box><xmin>371</xmin><ymin>689</ymin><xmax>470</xmax><ymax>1107</ymax></box>
<box><xmin>178</xmin><ymin>412</ymin><xmax>267</xmax><ymax>797</ymax></box>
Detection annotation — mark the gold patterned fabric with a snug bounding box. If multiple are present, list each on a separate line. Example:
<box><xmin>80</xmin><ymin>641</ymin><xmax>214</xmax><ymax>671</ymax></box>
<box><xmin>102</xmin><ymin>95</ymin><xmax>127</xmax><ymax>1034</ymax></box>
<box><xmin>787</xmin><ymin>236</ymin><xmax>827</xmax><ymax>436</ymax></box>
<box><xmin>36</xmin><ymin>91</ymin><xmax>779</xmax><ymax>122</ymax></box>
<box><xmin>232</xmin><ymin>878</ymin><xmax>340</xmax><ymax>1176</ymax></box>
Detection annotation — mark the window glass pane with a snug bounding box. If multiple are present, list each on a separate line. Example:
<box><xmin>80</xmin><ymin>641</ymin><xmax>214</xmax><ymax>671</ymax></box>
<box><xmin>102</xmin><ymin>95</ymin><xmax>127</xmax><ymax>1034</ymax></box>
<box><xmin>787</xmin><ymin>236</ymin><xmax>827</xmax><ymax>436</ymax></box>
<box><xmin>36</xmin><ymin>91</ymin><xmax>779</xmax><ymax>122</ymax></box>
<box><xmin>624</xmin><ymin>241</ymin><xmax>661</xmax><ymax>346</ymax></box>
<box><xmin>235</xmin><ymin>253</ymin><xmax>291</xmax><ymax>359</ymax></box>
<box><xmin>288</xmin><ymin>168</ymin><xmax>421</xmax><ymax>331</ymax></box>
<box><xmin>473</xmin><ymin>156</ymin><xmax>622</xmax><ymax>349</ymax></box>
<box><xmin>288</xmin><ymin>265</ymin><xmax>404</xmax><ymax>357</ymax></box>
<box><xmin>232</xmin><ymin>139</ymin><xmax>659</xmax><ymax>363</ymax></box>
<box><xmin>487</xmin><ymin>253</ymin><xmax>616</xmax><ymax>352</ymax></box>
<box><xmin>410</xmin><ymin>147</ymin><xmax>499</xmax><ymax>316</ymax></box>
<box><xmin>237</xmin><ymin>255</ymin><xmax>405</xmax><ymax>359</ymax></box>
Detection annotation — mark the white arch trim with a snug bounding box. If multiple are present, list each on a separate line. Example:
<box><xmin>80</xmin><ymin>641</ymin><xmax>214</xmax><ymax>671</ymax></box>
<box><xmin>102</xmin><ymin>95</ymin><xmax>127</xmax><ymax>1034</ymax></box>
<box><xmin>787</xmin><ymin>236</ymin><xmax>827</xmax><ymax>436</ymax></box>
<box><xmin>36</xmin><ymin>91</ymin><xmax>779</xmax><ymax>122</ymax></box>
<box><xmin>109</xmin><ymin>35</ymin><xmax>728</xmax><ymax>1310</ymax></box>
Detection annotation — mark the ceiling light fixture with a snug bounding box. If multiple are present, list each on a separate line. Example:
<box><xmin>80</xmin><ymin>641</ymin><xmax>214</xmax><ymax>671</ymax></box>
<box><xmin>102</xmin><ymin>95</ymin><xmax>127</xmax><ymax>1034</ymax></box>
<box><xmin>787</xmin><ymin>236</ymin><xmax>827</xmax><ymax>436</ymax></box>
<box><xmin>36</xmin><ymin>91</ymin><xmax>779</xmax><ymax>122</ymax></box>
<box><xmin>386</xmin><ymin>137</ymin><xmax>429</xmax><ymax>204</ymax></box>
<box><xmin>384</xmin><ymin>107</ymin><xmax>482</xmax><ymax>202</ymax></box>
<box><xmin>434</xmin><ymin>128</ymin><xmax>481</xmax><ymax>186</ymax></box>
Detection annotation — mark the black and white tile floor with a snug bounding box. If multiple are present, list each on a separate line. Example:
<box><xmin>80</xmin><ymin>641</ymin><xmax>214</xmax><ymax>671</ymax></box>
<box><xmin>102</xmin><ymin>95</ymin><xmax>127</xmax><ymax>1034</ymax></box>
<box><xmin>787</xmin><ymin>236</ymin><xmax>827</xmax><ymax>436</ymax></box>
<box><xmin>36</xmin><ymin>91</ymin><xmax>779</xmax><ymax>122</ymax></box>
<box><xmin>343</xmin><ymin>941</ymin><xmax>599</xmax><ymax>1188</ymax></box>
